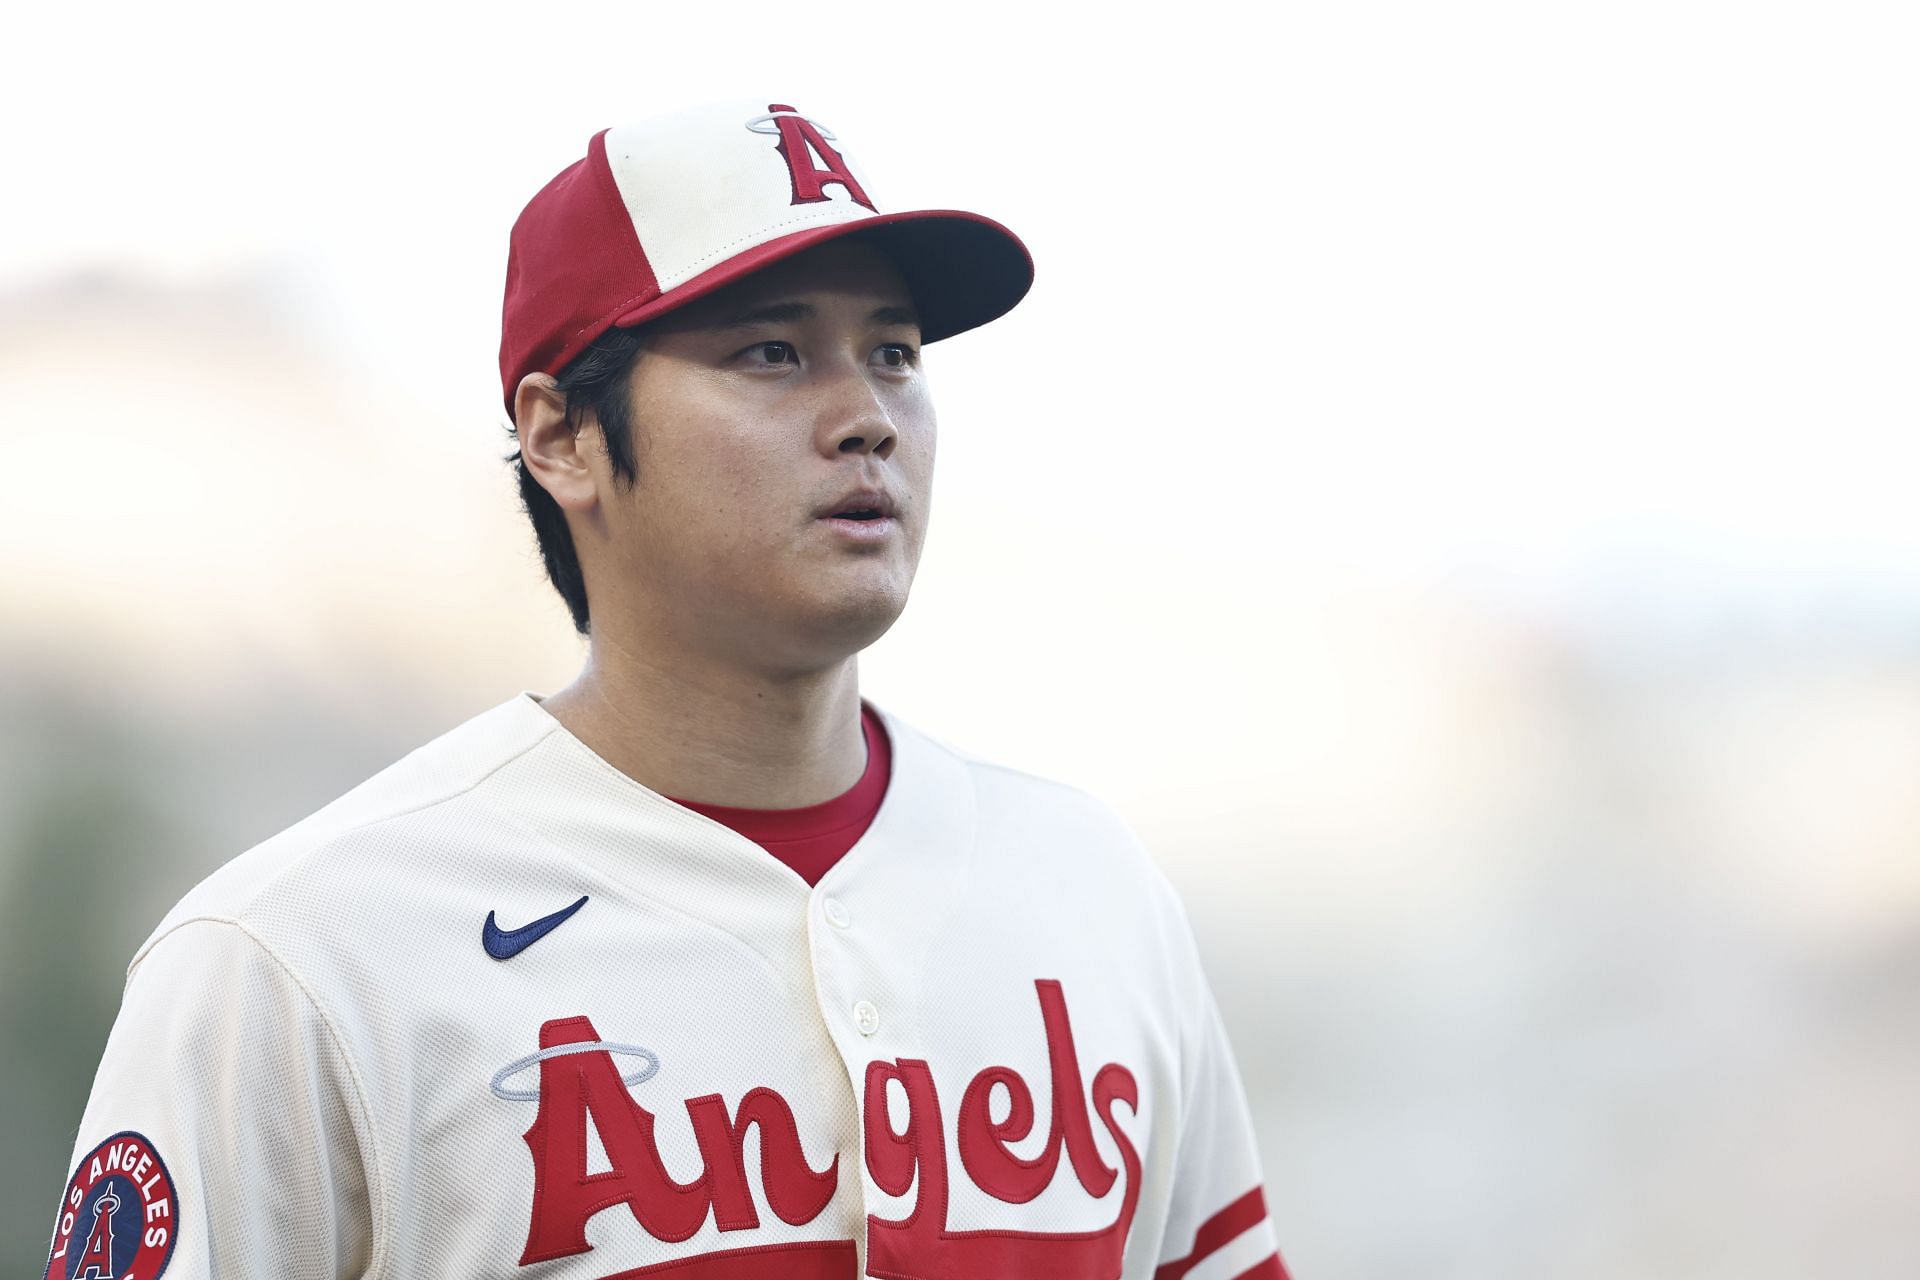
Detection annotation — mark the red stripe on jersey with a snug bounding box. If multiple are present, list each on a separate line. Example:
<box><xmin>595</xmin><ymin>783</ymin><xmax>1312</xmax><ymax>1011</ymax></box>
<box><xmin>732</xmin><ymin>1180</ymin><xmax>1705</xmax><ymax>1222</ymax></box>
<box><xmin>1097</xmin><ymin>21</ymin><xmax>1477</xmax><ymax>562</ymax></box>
<box><xmin>594</xmin><ymin>1238</ymin><xmax>857</xmax><ymax>1278</ymax></box>
<box><xmin>1154</xmin><ymin>1186</ymin><xmax>1273</xmax><ymax>1280</ymax></box>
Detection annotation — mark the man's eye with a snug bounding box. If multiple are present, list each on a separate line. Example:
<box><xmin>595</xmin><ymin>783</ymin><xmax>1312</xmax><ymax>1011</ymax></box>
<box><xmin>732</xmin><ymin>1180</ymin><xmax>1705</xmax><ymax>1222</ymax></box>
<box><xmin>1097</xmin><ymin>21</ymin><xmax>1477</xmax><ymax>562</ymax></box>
<box><xmin>875</xmin><ymin>343</ymin><xmax>916</xmax><ymax>368</ymax></box>
<box><xmin>747</xmin><ymin>341</ymin><xmax>797</xmax><ymax>365</ymax></box>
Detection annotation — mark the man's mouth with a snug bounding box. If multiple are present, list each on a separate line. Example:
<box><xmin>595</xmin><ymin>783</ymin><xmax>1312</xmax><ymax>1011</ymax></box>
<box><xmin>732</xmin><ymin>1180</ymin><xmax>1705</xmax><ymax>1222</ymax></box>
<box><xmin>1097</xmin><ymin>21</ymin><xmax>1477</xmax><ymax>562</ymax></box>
<box><xmin>818</xmin><ymin>507</ymin><xmax>898</xmax><ymax>541</ymax></box>
<box><xmin>816</xmin><ymin>486</ymin><xmax>899</xmax><ymax>540</ymax></box>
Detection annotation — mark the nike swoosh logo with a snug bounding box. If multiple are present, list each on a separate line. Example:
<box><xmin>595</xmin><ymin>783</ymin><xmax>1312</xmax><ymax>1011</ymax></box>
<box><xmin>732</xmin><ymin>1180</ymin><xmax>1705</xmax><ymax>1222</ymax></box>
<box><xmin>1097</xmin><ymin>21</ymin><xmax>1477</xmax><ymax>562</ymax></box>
<box><xmin>483</xmin><ymin>895</ymin><xmax>589</xmax><ymax>960</ymax></box>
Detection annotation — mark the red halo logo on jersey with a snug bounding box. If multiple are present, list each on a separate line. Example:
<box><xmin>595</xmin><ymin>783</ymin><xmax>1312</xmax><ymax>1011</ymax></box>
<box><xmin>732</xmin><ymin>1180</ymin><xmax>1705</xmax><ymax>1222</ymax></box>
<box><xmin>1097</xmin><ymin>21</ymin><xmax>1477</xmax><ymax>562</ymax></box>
<box><xmin>43</xmin><ymin>1131</ymin><xmax>178</xmax><ymax>1280</ymax></box>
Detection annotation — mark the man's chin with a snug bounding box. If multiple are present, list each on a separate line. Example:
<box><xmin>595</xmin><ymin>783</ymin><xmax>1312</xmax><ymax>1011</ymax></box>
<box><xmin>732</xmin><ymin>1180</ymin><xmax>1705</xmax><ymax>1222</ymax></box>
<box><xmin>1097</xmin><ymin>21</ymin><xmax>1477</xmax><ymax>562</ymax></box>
<box><xmin>774</xmin><ymin>581</ymin><xmax>912</xmax><ymax>661</ymax></box>
<box><xmin>817</xmin><ymin>587</ymin><xmax>911</xmax><ymax>646</ymax></box>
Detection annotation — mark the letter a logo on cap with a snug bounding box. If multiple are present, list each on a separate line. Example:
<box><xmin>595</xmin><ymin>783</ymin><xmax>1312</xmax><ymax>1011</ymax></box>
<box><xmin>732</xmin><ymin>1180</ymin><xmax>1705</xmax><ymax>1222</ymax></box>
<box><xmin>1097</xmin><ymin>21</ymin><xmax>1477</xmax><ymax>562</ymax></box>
<box><xmin>757</xmin><ymin>103</ymin><xmax>876</xmax><ymax>212</ymax></box>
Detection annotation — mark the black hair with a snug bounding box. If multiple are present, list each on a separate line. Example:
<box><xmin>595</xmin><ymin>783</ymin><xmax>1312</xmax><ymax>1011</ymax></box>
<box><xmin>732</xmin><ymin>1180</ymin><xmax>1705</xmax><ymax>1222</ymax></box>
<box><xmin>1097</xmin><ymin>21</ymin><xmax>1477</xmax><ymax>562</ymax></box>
<box><xmin>500</xmin><ymin>323</ymin><xmax>651</xmax><ymax>637</ymax></box>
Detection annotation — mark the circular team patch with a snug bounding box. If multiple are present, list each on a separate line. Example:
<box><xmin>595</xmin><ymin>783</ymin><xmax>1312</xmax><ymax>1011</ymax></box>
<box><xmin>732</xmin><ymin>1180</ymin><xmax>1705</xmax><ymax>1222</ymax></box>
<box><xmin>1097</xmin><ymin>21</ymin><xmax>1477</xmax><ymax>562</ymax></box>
<box><xmin>43</xmin><ymin>1131</ymin><xmax>178</xmax><ymax>1280</ymax></box>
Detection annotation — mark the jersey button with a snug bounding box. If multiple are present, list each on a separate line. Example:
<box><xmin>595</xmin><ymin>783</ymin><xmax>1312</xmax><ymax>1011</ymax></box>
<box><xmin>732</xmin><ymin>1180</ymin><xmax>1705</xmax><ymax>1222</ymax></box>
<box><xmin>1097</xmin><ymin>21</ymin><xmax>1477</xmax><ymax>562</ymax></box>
<box><xmin>853</xmin><ymin>1000</ymin><xmax>881</xmax><ymax>1036</ymax></box>
<box><xmin>822</xmin><ymin>897</ymin><xmax>852</xmax><ymax>929</ymax></box>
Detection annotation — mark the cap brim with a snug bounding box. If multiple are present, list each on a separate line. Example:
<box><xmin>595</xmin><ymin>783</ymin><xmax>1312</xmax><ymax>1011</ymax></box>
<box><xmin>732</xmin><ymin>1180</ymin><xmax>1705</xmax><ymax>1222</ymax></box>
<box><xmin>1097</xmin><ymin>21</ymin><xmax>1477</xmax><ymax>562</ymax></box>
<box><xmin>611</xmin><ymin>209</ymin><xmax>1033</xmax><ymax>343</ymax></box>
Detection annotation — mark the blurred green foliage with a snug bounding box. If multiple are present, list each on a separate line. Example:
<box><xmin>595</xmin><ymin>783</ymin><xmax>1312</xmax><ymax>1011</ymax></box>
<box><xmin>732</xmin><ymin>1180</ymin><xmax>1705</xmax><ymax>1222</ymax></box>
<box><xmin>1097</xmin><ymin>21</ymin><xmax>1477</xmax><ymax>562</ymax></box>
<box><xmin>1</xmin><ymin>703</ymin><xmax>188</xmax><ymax>1268</ymax></box>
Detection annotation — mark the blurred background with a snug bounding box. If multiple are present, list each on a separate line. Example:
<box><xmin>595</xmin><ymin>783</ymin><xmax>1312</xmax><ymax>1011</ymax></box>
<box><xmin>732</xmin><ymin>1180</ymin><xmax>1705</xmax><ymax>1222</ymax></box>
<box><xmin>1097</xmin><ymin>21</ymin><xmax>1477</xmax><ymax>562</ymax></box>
<box><xmin>3</xmin><ymin>2</ymin><xmax>1916</xmax><ymax>1276</ymax></box>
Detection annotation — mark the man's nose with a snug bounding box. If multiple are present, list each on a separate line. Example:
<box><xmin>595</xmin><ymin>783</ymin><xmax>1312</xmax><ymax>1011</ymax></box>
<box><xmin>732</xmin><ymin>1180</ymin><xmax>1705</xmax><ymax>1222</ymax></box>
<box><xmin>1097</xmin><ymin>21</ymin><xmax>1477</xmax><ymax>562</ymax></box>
<box><xmin>817</xmin><ymin>366</ymin><xmax>899</xmax><ymax>459</ymax></box>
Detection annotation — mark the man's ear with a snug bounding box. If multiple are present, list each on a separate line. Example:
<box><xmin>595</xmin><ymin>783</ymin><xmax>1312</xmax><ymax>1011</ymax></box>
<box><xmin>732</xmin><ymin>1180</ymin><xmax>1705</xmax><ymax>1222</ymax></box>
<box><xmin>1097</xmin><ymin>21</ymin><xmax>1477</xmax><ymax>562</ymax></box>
<box><xmin>514</xmin><ymin>373</ymin><xmax>598</xmax><ymax>514</ymax></box>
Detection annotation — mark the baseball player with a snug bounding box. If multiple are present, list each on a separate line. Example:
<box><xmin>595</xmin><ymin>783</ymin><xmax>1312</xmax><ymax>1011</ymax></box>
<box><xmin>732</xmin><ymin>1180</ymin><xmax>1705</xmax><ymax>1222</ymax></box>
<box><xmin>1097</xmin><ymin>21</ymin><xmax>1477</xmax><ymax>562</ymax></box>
<box><xmin>46</xmin><ymin>102</ymin><xmax>1291</xmax><ymax>1280</ymax></box>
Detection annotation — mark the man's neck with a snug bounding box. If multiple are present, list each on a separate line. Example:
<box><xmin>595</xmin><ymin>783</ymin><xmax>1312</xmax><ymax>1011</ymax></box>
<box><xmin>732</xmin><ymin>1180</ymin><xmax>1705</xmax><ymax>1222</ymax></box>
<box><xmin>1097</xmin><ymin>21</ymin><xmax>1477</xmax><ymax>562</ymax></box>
<box><xmin>536</xmin><ymin>634</ymin><xmax>868</xmax><ymax>810</ymax></box>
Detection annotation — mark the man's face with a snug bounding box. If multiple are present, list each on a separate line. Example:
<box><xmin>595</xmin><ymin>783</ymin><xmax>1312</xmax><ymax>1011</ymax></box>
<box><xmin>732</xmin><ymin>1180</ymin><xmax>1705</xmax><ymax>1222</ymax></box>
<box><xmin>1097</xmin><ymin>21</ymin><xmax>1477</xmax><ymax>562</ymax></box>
<box><xmin>583</xmin><ymin>238</ymin><xmax>935</xmax><ymax>673</ymax></box>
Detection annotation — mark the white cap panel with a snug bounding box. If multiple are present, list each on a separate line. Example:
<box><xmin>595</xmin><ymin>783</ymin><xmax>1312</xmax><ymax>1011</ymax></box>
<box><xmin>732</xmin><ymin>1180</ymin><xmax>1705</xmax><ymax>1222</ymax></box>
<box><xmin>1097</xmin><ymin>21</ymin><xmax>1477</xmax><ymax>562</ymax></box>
<box><xmin>603</xmin><ymin>101</ymin><xmax>884</xmax><ymax>292</ymax></box>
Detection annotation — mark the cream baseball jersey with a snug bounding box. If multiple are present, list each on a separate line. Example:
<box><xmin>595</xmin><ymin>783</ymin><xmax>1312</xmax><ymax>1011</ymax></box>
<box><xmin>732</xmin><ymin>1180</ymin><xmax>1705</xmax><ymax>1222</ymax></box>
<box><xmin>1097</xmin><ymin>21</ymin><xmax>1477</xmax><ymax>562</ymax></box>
<box><xmin>49</xmin><ymin>692</ymin><xmax>1291</xmax><ymax>1280</ymax></box>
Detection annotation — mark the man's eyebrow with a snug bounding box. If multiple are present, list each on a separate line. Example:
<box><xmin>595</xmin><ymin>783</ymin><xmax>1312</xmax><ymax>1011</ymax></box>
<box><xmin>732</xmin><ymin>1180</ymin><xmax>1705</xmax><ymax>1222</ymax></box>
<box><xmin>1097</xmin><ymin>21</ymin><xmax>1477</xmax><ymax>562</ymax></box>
<box><xmin>711</xmin><ymin>301</ymin><xmax>921</xmax><ymax>330</ymax></box>
<box><xmin>715</xmin><ymin>301</ymin><xmax>814</xmax><ymax>329</ymax></box>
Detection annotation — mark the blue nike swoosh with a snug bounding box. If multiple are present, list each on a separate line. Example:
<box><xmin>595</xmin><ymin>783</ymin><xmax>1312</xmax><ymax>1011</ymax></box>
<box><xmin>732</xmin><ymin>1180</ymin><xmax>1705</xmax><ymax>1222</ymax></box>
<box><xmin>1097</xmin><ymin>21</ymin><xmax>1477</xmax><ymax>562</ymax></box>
<box><xmin>483</xmin><ymin>895</ymin><xmax>589</xmax><ymax>960</ymax></box>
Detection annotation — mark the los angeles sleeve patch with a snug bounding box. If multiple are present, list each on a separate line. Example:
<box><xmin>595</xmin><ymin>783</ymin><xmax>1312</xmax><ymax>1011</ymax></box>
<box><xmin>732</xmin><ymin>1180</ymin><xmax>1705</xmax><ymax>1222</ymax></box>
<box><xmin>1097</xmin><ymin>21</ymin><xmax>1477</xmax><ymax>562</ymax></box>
<box><xmin>43</xmin><ymin>1131</ymin><xmax>179</xmax><ymax>1280</ymax></box>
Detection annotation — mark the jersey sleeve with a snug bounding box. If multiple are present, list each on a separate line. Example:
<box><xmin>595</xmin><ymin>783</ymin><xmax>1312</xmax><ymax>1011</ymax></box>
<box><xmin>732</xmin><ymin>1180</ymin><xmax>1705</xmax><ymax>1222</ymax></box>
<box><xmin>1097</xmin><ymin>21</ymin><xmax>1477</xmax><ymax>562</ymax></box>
<box><xmin>1153</xmin><ymin>943</ymin><xmax>1294</xmax><ymax>1280</ymax></box>
<box><xmin>43</xmin><ymin>918</ymin><xmax>378</xmax><ymax>1279</ymax></box>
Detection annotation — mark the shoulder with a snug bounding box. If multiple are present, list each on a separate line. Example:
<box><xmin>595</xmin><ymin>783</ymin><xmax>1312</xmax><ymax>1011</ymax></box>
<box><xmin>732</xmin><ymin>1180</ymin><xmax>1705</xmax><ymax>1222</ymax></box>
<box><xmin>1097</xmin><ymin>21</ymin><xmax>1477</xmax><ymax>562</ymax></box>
<box><xmin>887</xmin><ymin>708</ymin><xmax>1154</xmax><ymax>840</ymax></box>
<box><xmin>131</xmin><ymin>694</ymin><xmax>557</xmax><ymax>975</ymax></box>
<box><xmin>878</xmin><ymin>706</ymin><xmax>1194</xmax><ymax>928</ymax></box>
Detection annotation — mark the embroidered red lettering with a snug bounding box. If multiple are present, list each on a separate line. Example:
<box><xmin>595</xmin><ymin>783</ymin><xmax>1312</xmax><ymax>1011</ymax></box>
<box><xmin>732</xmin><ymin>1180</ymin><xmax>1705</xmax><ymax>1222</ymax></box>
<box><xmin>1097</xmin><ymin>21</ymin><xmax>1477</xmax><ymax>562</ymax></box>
<box><xmin>517</xmin><ymin>1016</ymin><xmax>839</xmax><ymax>1266</ymax></box>
<box><xmin>765</xmin><ymin>103</ymin><xmax>875</xmax><ymax>211</ymax></box>
<box><xmin>863</xmin><ymin>979</ymin><xmax>1143</xmax><ymax>1280</ymax></box>
<box><xmin>686</xmin><ymin>1087</ymin><xmax>840</xmax><ymax>1231</ymax></box>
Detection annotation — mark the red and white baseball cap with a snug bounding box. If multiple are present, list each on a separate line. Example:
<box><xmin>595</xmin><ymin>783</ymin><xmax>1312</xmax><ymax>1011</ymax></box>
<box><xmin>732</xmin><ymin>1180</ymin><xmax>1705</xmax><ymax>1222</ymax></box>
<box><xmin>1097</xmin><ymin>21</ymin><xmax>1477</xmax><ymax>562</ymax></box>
<box><xmin>499</xmin><ymin>101</ymin><xmax>1034</xmax><ymax>419</ymax></box>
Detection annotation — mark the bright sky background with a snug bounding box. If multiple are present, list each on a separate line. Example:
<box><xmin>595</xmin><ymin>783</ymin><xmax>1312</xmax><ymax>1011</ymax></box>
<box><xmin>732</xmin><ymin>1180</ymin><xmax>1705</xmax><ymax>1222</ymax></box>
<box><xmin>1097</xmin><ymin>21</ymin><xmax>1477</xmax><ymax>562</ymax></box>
<box><xmin>6</xmin><ymin>0</ymin><xmax>1915</xmax><ymax>605</ymax></box>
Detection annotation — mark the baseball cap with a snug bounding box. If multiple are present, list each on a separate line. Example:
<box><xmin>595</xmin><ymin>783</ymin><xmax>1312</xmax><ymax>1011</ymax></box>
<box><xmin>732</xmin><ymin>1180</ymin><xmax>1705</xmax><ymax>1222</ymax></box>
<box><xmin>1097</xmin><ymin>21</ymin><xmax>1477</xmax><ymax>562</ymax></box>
<box><xmin>499</xmin><ymin>100</ymin><xmax>1034</xmax><ymax>420</ymax></box>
